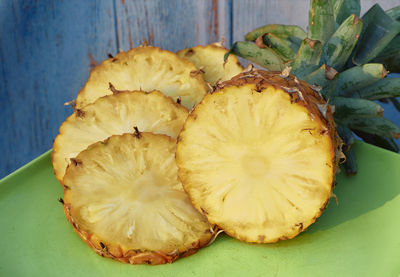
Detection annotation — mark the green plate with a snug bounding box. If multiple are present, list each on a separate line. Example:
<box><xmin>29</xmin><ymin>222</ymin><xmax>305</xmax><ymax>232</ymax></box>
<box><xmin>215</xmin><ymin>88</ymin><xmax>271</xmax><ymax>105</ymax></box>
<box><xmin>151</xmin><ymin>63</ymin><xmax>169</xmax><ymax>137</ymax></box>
<box><xmin>1</xmin><ymin>141</ymin><xmax>399</xmax><ymax>277</ymax></box>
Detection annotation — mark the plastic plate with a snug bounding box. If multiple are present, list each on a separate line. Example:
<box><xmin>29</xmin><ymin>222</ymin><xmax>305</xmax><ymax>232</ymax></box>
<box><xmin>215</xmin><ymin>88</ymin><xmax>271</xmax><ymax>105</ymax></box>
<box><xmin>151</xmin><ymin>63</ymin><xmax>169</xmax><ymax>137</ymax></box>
<box><xmin>1</xmin><ymin>141</ymin><xmax>399</xmax><ymax>276</ymax></box>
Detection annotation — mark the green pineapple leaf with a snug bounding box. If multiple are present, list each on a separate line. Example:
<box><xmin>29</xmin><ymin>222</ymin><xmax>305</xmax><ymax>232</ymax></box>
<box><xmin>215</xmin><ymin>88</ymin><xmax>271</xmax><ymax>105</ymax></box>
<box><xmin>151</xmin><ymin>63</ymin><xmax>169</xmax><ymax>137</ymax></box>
<box><xmin>332</xmin><ymin>0</ymin><xmax>361</xmax><ymax>27</ymax></box>
<box><xmin>320</xmin><ymin>14</ymin><xmax>363</xmax><ymax>71</ymax></box>
<box><xmin>308</xmin><ymin>0</ymin><xmax>335</xmax><ymax>44</ymax></box>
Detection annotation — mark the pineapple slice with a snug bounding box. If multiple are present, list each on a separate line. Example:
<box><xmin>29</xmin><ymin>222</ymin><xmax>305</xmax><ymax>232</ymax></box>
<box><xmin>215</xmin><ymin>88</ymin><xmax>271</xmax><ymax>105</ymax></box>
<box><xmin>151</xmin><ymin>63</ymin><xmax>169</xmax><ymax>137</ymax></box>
<box><xmin>52</xmin><ymin>90</ymin><xmax>188</xmax><ymax>183</ymax></box>
<box><xmin>63</xmin><ymin>133</ymin><xmax>213</xmax><ymax>264</ymax></box>
<box><xmin>177</xmin><ymin>44</ymin><xmax>244</xmax><ymax>85</ymax></box>
<box><xmin>76</xmin><ymin>46</ymin><xmax>208</xmax><ymax>109</ymax></box>
<box><xmin>176</xmin><ymin>69</ymin><xmax>340</xmax><ymax>243</ymax></box>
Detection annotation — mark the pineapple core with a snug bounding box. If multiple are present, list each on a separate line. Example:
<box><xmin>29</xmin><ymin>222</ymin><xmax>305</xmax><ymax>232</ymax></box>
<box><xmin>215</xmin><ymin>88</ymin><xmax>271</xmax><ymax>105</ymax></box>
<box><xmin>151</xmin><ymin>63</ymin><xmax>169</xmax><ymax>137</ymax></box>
<box><xmin>63</xmin><ymin>133</ymin><xmax>212</xmax><ymax>258</ymax></box>
<box><xmin>177</xmin><ymin>83</ymin><xmax>335</xmax><ymax>243</ymax></box>
<box><xmin>75</xmin><ymin>46</ymin><xmax>207</xmax><ymax>109</ymax></box>
<box><xmin>52</xmin><ymin>90</ymin><xmax>188</xmax><ymax>183</ymax></box>
<box><xmin>177</xmin><ymin>44</ymin><xmax>243</xmax><ymax>85</ymax></box>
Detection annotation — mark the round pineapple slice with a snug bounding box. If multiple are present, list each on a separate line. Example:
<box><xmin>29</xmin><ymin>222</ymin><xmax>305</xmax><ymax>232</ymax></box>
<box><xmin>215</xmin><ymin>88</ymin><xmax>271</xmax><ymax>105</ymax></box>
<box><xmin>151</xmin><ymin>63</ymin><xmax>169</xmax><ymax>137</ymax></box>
<box><xmin>63</xmin><ymin>133</ymin><xmax>214</xmax><ymax>264</ymax></box>
<box><xmin>176</xmin><ymin>69</ymin><xmax>340</xmax><ymax>243</ymax></box>
<box><xmin>76</xmin><ymin>46</ymin><xmax>208</xmax><ymax>109</ymax></box>
<box><xmin>52</xmin><ymin>90</ymin><xmax>188</xmax><ymax>183</ymax></box>
<box><xmin>177</xmin><ymin>44</ymin><xmax>244</xmax><ymax>85</ymax></box>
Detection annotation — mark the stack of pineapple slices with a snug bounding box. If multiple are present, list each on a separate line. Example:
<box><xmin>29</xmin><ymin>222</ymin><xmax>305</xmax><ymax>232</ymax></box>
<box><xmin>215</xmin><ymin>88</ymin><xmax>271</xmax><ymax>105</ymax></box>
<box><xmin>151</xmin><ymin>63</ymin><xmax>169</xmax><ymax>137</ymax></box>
<box><xmin>53</xmin><ymin>44</ymin><xmax>243</xmax><ymax>264</ymax></box>
<box><xmin>54</xmin><ymin>43</ymin><xmax>340</xmax><ymax>264</ymax></box>
<box><xmin>52</xmin><ymin>90</ymin><xmax>188</xmax><ymax>182</ymax></box>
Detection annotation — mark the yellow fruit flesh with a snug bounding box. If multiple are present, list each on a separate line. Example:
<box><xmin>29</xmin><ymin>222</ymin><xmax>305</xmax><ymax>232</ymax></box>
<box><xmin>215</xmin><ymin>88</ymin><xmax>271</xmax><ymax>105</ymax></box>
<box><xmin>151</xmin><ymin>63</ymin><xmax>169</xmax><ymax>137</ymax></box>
<box><xmin>76</xmin><ymin>46</ymin><xmax>207</xmax><ymax>109</ymax></box>
<box><xmin>63</xmin><ymin>133</ymin><xmax>212</xmax><ymax>254</ymax></box>
<box><xmin>52</xmin><ymin>90</ymin><xmax>188</xmax><ymax>183</ymax></box>
<box><xmin>177</xmin><ymin>84</ymin><xmax>334</xmax><ymax>242</ymax></box>
<box><xmin>177</xmin><ymin>45</ymin><xmax>243</xmax><ymax>85</ymax></box>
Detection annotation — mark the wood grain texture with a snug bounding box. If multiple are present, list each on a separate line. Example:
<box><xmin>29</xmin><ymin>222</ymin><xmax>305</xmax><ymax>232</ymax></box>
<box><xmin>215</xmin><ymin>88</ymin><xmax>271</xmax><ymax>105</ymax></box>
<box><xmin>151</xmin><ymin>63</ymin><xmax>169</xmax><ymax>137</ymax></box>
<box><xmin>0</xmin><ymin>0</ymin><xmax>233</xmax><ymax>178</ymax></box>
<box><xmin>0</xmin><ymin>0</ymin><xmax>116</xmax><ymax>177</ymax></box>
<box><xmin>232</xmin><ymin>0</ymin><xmax>400</xmax><ymax>42</ymax></box>
<box><xmin>0</xmin><ymin>0</ymin><xmax>399</xmax><ymax>178</ymax></box>
<box><xmin>114</xmin><ymin>0</ymin><xmax>231</xmax><ymax>52</ymax></box>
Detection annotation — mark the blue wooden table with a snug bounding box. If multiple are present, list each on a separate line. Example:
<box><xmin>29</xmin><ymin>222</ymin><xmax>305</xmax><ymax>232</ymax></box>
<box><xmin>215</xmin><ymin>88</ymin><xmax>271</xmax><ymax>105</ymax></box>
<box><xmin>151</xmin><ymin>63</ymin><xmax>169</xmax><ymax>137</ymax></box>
<box><xmin>1</xmin><ymin>0</ymin><xmax>399</xmax><ymax>178</ymax></box>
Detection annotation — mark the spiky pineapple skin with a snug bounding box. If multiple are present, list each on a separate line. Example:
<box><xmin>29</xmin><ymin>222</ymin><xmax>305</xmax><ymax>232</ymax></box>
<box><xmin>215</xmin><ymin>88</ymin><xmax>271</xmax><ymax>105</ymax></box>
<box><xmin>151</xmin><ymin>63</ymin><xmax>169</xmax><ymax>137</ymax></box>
<box><xmin>52</xmin><ymin>90</ymin><xmax>188</xmax><ymax>184</ymax></box>
<box><xmin>63</xmin><ymin>201</ymin><xmax>213</xmax><ymax>264</ymax></box>
<box><xmin>177</xmin><ymin>69</ymin><xmax>342</xmax><ymax>243</ymax></box>
<box><xmin>75</xmin><ymin>46</ymin><xmax>208</xmax><ymax>109</ymax></box>
<box><xmin>214</xmin><ymin>69</ymin><xmax>342</xmax><ymax>175</ymax></box>
<box><xmin>177</xmin><ymin>44</ymin><xmax>244</xmax><ymax>85</ymax></box>
<box><xmin>230</xmin><ymin>1</ymin><xmax>400</xmax><ymax>159</ymax></box>
<box><xmin>62</xmin><ymin>133</ymin><xmax>215</xmax><ymax>265</ymax></box>
<box><xmin>221</xmin><ymin>70</ymin><xmax>341</xmax><ymax>241</ymax></box>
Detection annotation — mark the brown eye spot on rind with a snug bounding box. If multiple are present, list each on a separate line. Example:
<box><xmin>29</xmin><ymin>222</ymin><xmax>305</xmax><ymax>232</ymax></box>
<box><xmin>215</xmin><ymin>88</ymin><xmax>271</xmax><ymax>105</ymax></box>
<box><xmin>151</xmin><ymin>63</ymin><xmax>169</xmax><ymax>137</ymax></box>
<box><xmin>133</xmin><ymin>126</ymin><xmax>141</xmax><ymax>138</ymax></box>
<box><xmin>75</xmin><ymin>109</ymin><xmax>85</xmax><ymax>118</ymax></box>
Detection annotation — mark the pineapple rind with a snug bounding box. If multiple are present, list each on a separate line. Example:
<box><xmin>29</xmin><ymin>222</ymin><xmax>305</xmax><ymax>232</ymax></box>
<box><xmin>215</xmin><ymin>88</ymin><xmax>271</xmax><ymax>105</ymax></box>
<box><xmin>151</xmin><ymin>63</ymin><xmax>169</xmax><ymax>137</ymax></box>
<box><xmin>75</xmin><ymin>46</ymin><xmax>208</xmax><ymax>109</ymax></box>
<box><xmin>177</xmin><ymin>44</ymin><xmax>244</xmax><ymax>85</ymax></box>
<box><xmin>177</xmin><ymin>70</ymin><xmax>339</xmax><ymax>243</ymax></box>
<box><xmin>52</xmin><ymin>90</ymin><xmax>188</xmax><ymax>183</ymax></box>
<box><xmin>63</xmin><ymin>133</ymin><xmax>213</xmax><ymax>264</ymax></box>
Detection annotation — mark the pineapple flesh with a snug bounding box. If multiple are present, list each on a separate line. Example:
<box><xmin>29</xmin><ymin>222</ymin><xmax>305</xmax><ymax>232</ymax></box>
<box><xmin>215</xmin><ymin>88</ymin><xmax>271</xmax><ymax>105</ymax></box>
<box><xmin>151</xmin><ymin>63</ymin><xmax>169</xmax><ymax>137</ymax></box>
<box><xmin>75</xmin><ymin>46</ymin><xmax>208</xmax><ymax>109</ymax></box>
<box><xmin>52</xmin><ymin>90</ymin><xmax>188</xmax><ymax>183</ymax></box>
<box><xmin>229</xmin><ymin>1</ymin><xmax>400</xmax><ymax>172</ymax></box>
<box><xmin>63</xmin><ymin>133</ymin><xmax>213</xmax><ymax>264</ymax></box>
<box><xmin>176</xmin><ymin>69</ymin><xmax>340</xmax><ymax>243</ymax></box>
<box><xmin>177</xmin><ymin>44</ymin><xmax>244</xmax><ymax>85</ymax></box>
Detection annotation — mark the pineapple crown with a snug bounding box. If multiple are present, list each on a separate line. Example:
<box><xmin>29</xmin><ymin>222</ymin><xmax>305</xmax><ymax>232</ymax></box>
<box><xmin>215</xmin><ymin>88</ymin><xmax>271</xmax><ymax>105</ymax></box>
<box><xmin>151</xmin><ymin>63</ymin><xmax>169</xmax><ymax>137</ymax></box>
<box><xmin>225</xmin><ymin>0</ymin><xmax>400</xmax><ymax>175</ymax></box>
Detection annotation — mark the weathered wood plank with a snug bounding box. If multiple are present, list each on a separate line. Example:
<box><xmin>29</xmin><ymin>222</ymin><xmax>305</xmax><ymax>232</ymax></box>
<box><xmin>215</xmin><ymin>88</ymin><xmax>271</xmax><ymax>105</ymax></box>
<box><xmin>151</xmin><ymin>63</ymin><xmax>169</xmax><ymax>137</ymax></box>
<box><xmin>0</xmin><ymin>0</ymin><xmax>233</xmax><ymax>178</ymax></box>
<box><xmin>114</xmin><ymin>0</ymin><xmax>231</xmax><ymax>52</ymax></box>
<box><xmin>1</xmin><ymin>0</ymin><xmax>399</xmax><ymax>178</ymax></box>
<box><xmin>0</xmin><ymin>0</ymin><xmax>117</xmax><ymax>178</ymax></box>
<box><xmin>232</xmin><ymin>0</ymin><xmax>309</xmax><ymax>42</ymax></box>
<box><xmin>360</xmin><ymin>0</ymin><xmax>400</xmax><ymax>15</ymax></box>
<box><xmin>232</xmin><ymin>0</ymin><xmax>400</xmax><ymax>42</ymax></box>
